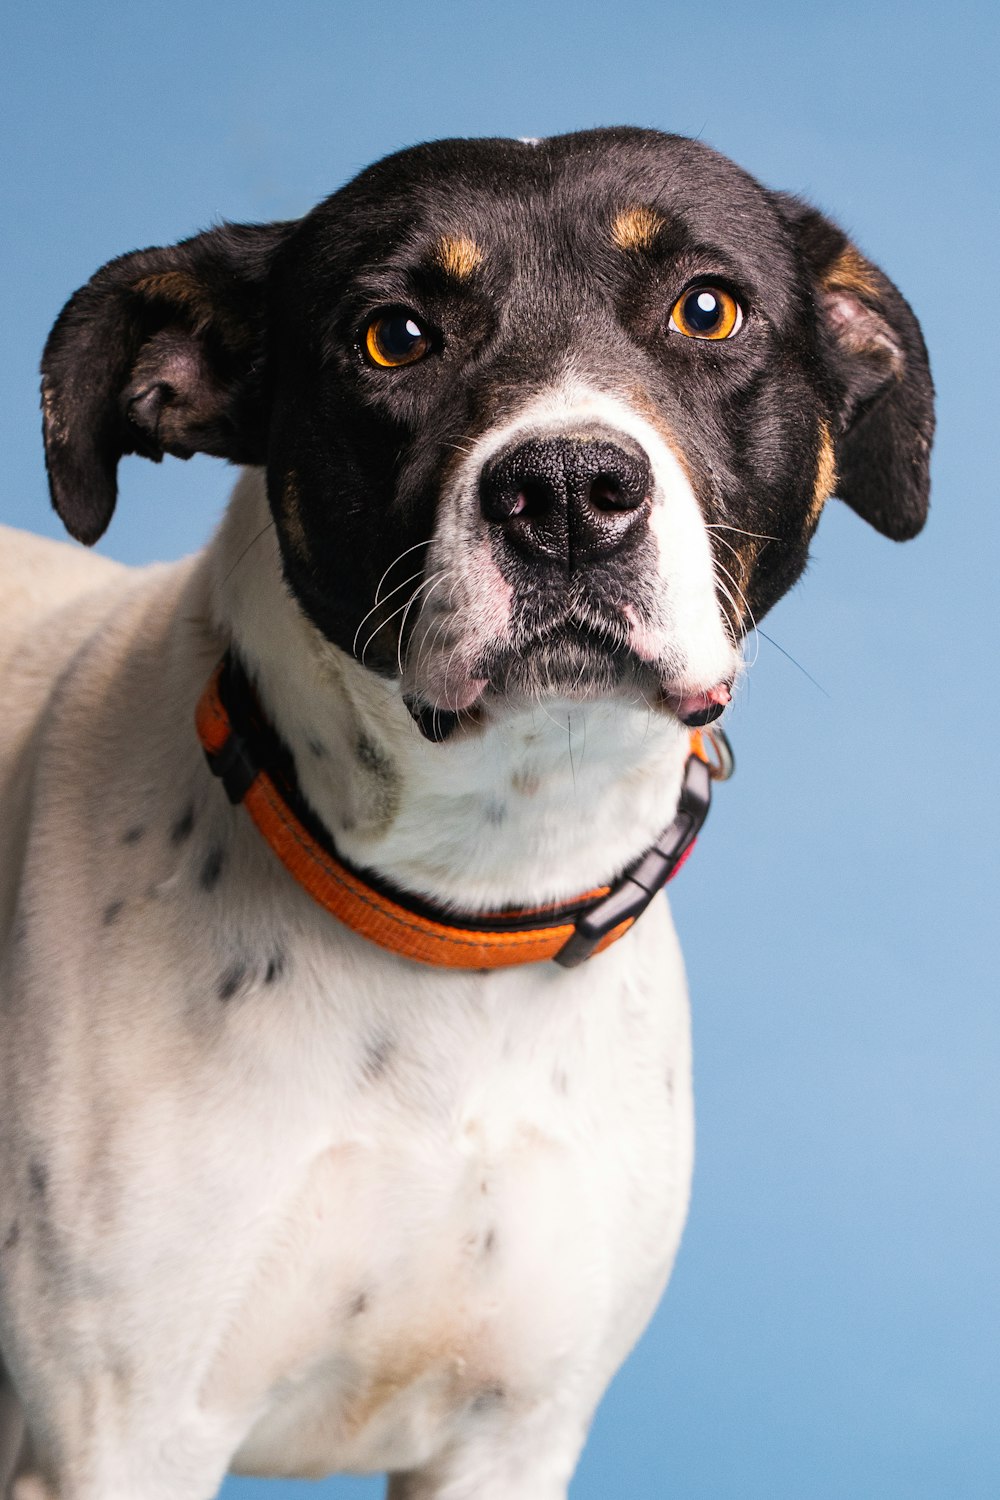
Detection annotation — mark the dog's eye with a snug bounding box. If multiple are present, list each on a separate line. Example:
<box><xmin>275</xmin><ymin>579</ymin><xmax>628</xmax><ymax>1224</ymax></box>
<box><xmin>363</xmin><ymin>309</ymin><xmax>432</xmax><ymax>368</ymax></box>
<box><xmin>668</xmin><ymin>286</ymin><xmax>743</xmax><ymax>340</ymax></box>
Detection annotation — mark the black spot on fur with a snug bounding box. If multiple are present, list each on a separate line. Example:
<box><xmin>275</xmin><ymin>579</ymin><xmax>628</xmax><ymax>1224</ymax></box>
<box><xmin>355</xmin><ymin>733</ymin><xmax>401</xmax><ymax>818</ymax></box>
<box><xmin>348</xmin><ymin>1291</ymin><xmax>369</xmax><ymax>1318</ymax></box>
<box><xmin>28</xmin><ymin>1162</ymin><xmax>48</xmax><ymax>1200</ymax></box>
<box><xmin>170</xmin><ymin>805</ymin><xmax>196</xmax><ymax>844</ymax></box>
<box><xmin>264</xmin><ymin>950</ymin><xmax>287</xmax><ymax>984</ymax></box>
<box><xmin>217</xmin><ymin>963</ymin><xmax>247</xmax><ymax>1002</ymax></box>
<box><xmin>356</xmin><ymin>734</ymin><xmax>392</xmax><ymax>776</ymax></box>
<box><xmin>122</xmin><ymin>825</ymin><xmax>145</xmax><ymax>846</ymax></box>
<box><xmin>483</xmin><ymin>799</ymin><xmax>507</xmax><ymax>827</ymax></box>
<box><xmin>2</xmin><ymin>1222</ymin><xmax>19</xmax><ymax>1253</ymax></box>
<box><xmin>200</xmin><ymin>846</ymin><xmax>225</xmax><ymax>892</ymax></box>
<box><xmin>362</xmin><ymin>1036</ymin><xmax>395</xmax><ymax>1082</ymax></box>
<box><xmin>103</xmin><ymin>899</ymin><xmax>125</xmax><ymax>927</ymax></box>
<box><xmin>471</xmin><ymin>1383</ymin><xmax>506</xmax><ymax>1412</ymax></box>
<box><xmin>482</xmin><ymin>1227</ymin><xmax>498</xmax><ymax>1257</ymax></box>
<box><xmin>307</xmin><ymin>738</ymin><xmax>327</xmax><ymax>759</ymax></box>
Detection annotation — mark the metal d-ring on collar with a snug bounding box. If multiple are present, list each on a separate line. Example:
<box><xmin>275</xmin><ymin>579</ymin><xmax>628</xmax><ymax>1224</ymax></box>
<box><xmin>700</xmin><ymin>726</ymin><xmax>735</xmax><ymax>783</ymax></box>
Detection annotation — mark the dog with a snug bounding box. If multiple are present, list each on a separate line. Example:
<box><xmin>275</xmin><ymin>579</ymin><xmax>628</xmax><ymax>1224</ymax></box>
<box><xmin>0</xmin><ymin>127</ymin><xmax>932</xmax><ymax>1498</ymax></box>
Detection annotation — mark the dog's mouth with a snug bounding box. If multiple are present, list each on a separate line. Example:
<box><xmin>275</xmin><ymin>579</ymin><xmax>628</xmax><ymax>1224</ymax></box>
<box><xmin>403</xmin><ymin>610</ymin><xmax>732</xmax><ymax>740</ymax></box>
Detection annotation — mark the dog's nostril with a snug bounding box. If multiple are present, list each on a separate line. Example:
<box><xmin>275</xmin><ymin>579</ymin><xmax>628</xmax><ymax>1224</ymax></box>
<box><xmin>588</xmin><ymin>467</ymin><xmax>650</xmax><ymax>513</ymax></box>
<box><xmin>509</xmin><ymin>480</ymin><xmax>550</xmax><ymax>519</ymax></box>
<box><xmin>588</xmin><ymin>474</ymin><xmax>626</xmax><ymax>512</ymax></box>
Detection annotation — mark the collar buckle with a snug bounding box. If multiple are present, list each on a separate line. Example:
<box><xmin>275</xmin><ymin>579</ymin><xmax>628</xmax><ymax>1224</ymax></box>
<box><xmin>554</xmin><ymin>753</ymin><xmax>713</xmax><ymax>968</ymax></box>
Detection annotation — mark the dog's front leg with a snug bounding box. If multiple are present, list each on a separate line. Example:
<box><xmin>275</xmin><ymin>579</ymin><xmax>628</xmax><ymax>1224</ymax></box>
<box><xmin>3</xmin><ymin>1452</ymin><xmax>233</xmax><ymax>1500</ymax></box>
<box><xmin>0</xmin><ymin>1410</ymin><xmax>242</xmax><ymax>1500</ymax></box>
<box><xmin>386</xmin><ymin>1400</ymin><xmax>589</xmax><ymax>1500</ymax></box>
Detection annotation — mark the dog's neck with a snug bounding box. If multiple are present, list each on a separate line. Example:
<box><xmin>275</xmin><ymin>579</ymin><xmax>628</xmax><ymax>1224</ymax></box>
<box><xmin>209</xmin><ymin>470</ymin><xmax>692</xmax><ymax>911</ymax></box>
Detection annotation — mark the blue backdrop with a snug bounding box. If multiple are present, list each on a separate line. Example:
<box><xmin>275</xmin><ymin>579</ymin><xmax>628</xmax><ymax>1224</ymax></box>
<box><xmin>4</xmin><ymin>2</ymin><xmax>998</xmax><ymax>1495</ymax></box>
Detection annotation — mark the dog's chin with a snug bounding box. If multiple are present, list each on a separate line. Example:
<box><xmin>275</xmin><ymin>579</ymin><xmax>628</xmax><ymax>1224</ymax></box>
<box><xmin>484</xmin><ymin>631</ymin><xmax>655</xmax><ymax>706</ymax></box>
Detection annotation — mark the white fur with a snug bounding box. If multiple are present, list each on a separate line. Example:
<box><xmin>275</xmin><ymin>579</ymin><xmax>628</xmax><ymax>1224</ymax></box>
<box><xmin>0</xmin><ymin>446</ymin><xmax>709</xmax><ymax>1497</ymax></box>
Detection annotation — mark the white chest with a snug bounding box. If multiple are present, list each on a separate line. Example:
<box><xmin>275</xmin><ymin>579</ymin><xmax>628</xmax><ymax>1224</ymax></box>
<box><xmin>188</xmin><ymin>910</ymin><xmax>695</xmax><ymax>1478</ymax></box>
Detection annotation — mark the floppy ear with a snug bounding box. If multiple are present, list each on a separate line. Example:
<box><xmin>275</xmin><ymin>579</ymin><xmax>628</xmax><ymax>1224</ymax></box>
<box><xmin>777</xmin><ymin>195</ymin><xmax>934</xmax><ymax>540</ymax></box>
<box><xmin>40</xmin><ymin>219</ymin><xmax>295</xmax><ymax>544</ymax></box>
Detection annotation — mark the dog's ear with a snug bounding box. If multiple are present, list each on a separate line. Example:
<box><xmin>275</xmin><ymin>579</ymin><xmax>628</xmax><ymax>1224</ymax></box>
<box><xmin>40</xmin><ymin>220</ymin><xmax>295</xmax><ymax>544</ymax></box>
<box><xmin>776</xmin><ymin>195</ymin><xmax>934</xmax><ymax>540</ymax></box>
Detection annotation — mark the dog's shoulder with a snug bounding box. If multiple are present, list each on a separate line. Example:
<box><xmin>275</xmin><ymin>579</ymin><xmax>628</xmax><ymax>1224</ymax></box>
<box><xmin>0</xmin><ymin>523</ymin><xmax>127</xmax><ymax>630</ymax></box>
<box><xmin>0</xmin><ymin>525</ymin><xmax>146</xmax><ymax>763</ymax></box>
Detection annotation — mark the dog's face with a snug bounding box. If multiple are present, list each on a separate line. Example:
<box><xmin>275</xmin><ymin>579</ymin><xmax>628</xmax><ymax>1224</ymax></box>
<box><xmin>41</xmin><ymin>129</ymin><xmax>933</xmax><ymax>737</ymax></box>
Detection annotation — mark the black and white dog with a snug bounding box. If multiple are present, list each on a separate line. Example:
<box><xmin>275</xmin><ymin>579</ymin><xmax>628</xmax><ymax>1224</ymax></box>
<box><xmin>0</xmin><ymin>129</ymin><xmax>932</xmax><ymax>1499</ymax></box>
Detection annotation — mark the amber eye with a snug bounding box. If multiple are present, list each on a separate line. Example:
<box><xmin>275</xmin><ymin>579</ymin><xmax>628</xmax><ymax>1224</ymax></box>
<box><xmin>668</xmin><ymin>285</ymin><xmax>743</xmax><ymax>340</ymax></box>
<box><xmin>363</xmin><ymin>309</ymin><xmax>432</xmax><ymax>368</ymax></box>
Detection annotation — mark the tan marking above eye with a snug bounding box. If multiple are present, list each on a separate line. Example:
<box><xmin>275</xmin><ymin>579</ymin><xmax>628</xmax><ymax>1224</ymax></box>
<box><xmin>434</xmin><ymin>235</ymin><xmax>483</xmax><ymax>281</ymax></box>
<box><xmin>611</xmin><ymin>206</ymin><xmax>665</xmax><ymax>253</ymax></box>
<box><xmin>668</xmin><ymin>285</ymin><xmax>743</xmax><ymax>340</ymax></box>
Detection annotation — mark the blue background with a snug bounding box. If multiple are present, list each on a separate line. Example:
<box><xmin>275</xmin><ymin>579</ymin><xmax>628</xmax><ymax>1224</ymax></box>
<box><xmin>4</xmin><ymin>2</ymin><xmax>998</xmax><ymax>1495</ymax></box>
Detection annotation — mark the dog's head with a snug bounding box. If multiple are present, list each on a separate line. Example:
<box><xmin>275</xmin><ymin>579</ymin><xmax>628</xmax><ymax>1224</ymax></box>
<box><xmin>41</xmin><ymin>129</ymin><xmax>932</xmax><ymax>737</ymax></box>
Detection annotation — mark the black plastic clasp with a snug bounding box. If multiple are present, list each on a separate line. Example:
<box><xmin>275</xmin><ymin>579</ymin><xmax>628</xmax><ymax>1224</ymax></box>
<box><xmin>554</xmin><ymin>753</ymin><xmax>712</xmax><ymax>968</ymax></box>
<box><xmin>203</xmin><ymin>728</ymin><xmax>258</xmax><ymax>805</ymax></box>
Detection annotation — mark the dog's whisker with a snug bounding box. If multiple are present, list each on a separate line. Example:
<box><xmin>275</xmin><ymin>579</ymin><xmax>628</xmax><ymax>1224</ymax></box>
<box><xmin>438</xmin><ymin>587</ymin><xmax>475</xmax><ymax>705</ymax></box>
<box><xmin>219</xmin><ymin>519</ymin><xmax>276</xmax><ymax>589</ymax></box>
<box><xmin>372</xmin><ymin>539</ymin><xmax>435</xmax><ymax>606</ymax></box>
<box><xmin>363</xmin><ymin>569</ymin><xmax>447</xmax><ymax>672</ymax></box>
<box><xmin>396</xmin><ymin>570</ymin><xmax>447</xmax><ymax>678</ymax></box>
<box><xmin>358</xmin><ymin>586</ymin><xmax>438</xmax><ymax>671</ymax></box>
<box><xmin>353</xmin><ymin>568</ymin><xmax>431</xmax><ymax>660</ymax></box>
<box><xmin>709</xmin><ymin>537</ymin><xmax>760</xmax><ymax>663</ymax></box>
<box><xmin>711</xmin><ymin>571</ymin><xmax>749</xmax><ymax>657</ymax></box>
<box><xmin>705</xmin><ymin>522</ymin><xmax>779</xmax><ymax>543</ymax></box>
<box><xmin>401</xmin><ymin>572</ymin><xmax>452</xmax><ymax>685</ymax></box>
<box><xmin>711</xmin><ymin>556</ymin><xmax>757</xmax><ymax>649</ymax></box>
<box><xmin>751</xmin><ymin>628</ymin><xmax>832</xmax><ymax>697</ymax></box>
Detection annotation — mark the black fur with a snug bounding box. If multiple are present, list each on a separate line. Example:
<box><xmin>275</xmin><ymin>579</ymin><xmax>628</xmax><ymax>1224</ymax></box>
<box><xmin>41</xmin><ymin>128</ymin><xmax>932</xmax><ymax>650</ymax></box>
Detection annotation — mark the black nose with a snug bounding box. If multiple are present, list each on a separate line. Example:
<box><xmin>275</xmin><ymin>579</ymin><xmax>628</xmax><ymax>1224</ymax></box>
<box><xmin>479</xmin><ymin>436</ymin><xmax>652</xmax><ymax>566</ymax></box>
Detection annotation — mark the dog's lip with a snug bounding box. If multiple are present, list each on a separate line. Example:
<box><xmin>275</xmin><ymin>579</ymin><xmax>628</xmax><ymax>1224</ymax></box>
<box><xmin>407</xmin><ymin>613</ymin><xmax>733</xmax><ymax>728</ymax></box>
<box><xmin>657</xmin><ymin>680</ymin><xmax>732</xmax><ymax>727</ymax></box>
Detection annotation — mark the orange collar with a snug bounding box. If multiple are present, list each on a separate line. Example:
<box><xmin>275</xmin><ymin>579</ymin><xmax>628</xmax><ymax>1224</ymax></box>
<box><xmin>195</xmin><ymin>655</ymin><xmax>729</xmax><ymax>970</ymax></box>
